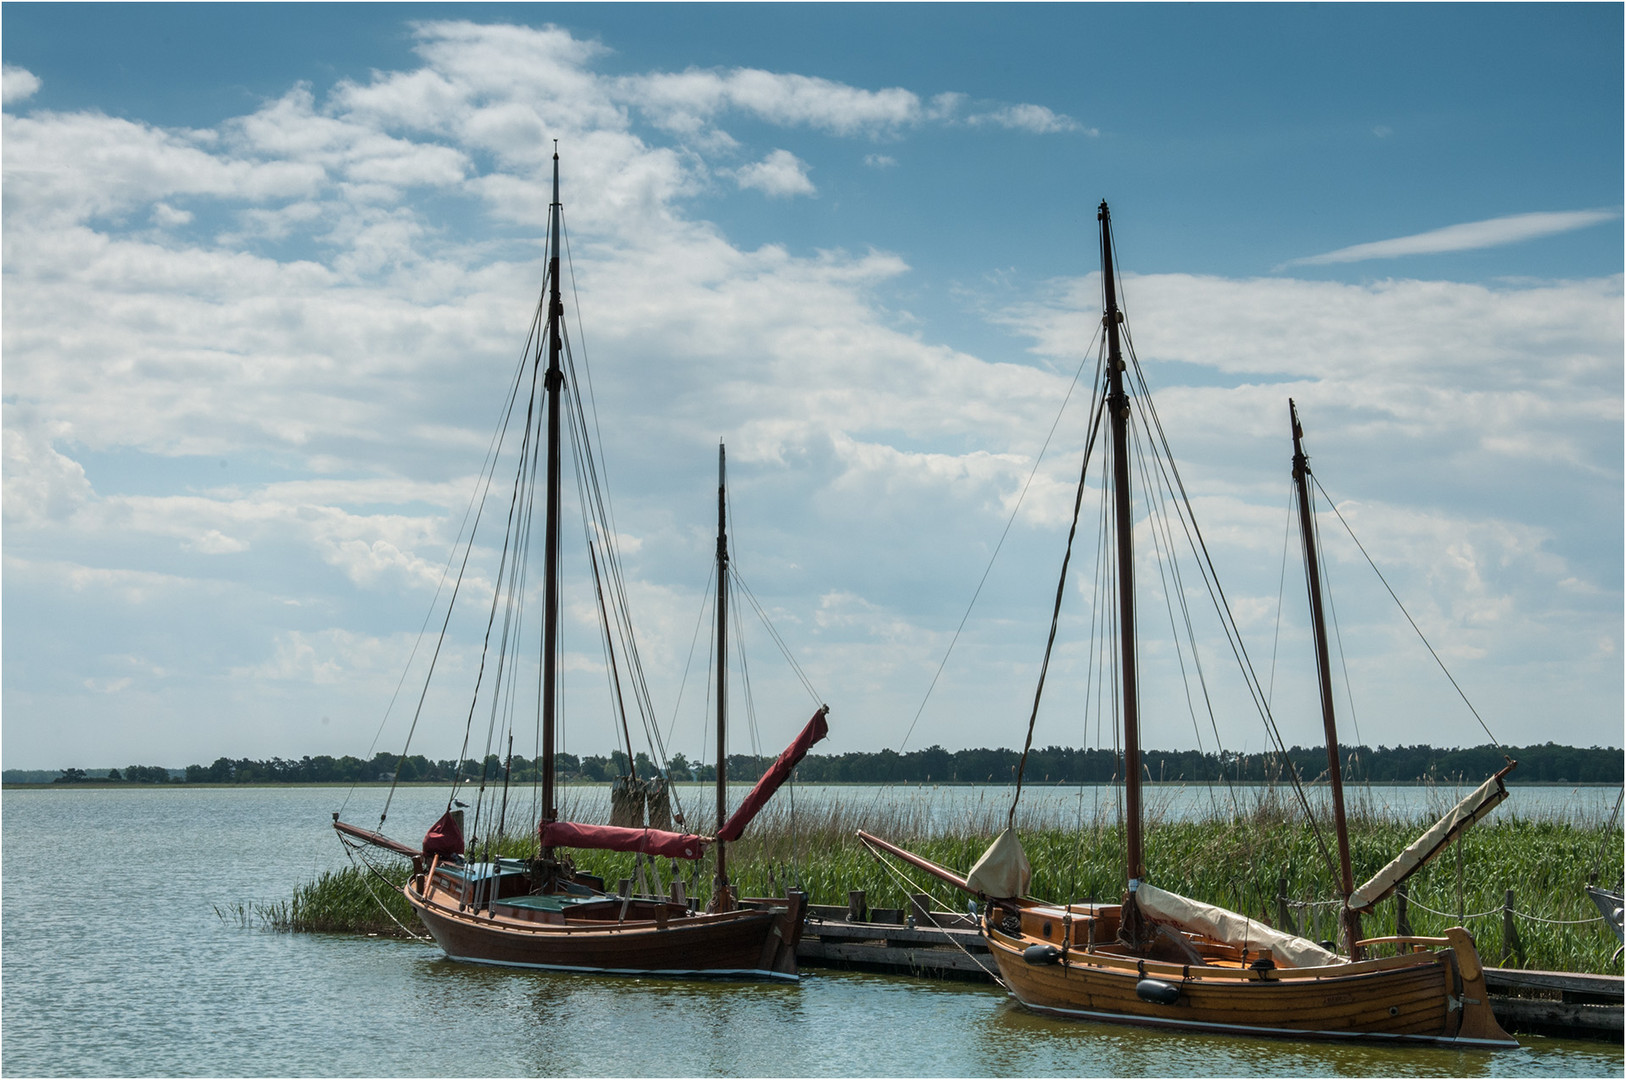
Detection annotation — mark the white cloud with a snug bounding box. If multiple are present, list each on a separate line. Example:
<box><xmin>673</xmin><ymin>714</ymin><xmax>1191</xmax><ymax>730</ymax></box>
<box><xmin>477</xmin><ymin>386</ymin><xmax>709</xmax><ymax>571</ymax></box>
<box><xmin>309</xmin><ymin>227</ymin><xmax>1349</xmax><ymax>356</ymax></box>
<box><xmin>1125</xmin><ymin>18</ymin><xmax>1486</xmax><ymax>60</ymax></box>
<box><xmin>150</xmin><ymin>202</ymin><xmax>194</xmax><ymax>227</ymax></box>
<box><xmin>185</xmin><ymin>529</ymin><xmax>250</xmax><ymax>555</ymax></box>
<box><xmin>967</xmin><ymin>103</ymin><xmax>1090</xmax><ymax>135</ymax></box>
<box><xmin>734</xmin><ymin>148</ymin><xmax>816</xmax><ymax>198</ymax></box>
<box><xmin>1286</xmin><ymin>210</ymin><xmax>1619</xmax><ymax>266</ymax></box>
<box><xmin>2</xmin><ymin>421</ymin><xmax>95</xmax><ymax>528</ymax></box>
<box><xmin>1</xmin><ymin>17</ymin><xmax>1617</xmax><ymax>769</ymax></box>
<box><xmin>2</xmin><ymin>65</ymin><xmax>41</xmax><ymax>105</ymax></box>
<box><xmin>621</xmin><ymin>68</ymin><xmax>921</xmax><ymax>138</ymax></box>
<box><xmin>863</xmin><ymin>153</ymin><xmax>897</xmax><ymax>169</ymax></box>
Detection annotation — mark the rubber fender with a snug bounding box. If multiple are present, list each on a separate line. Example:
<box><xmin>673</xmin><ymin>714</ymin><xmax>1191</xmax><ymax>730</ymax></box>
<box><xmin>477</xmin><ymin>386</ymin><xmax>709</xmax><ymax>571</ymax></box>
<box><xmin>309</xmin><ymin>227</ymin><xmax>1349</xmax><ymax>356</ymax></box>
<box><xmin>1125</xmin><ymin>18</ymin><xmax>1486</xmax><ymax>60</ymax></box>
<box><xmin>1135</xmin><ymin>978</ymin><xmax>1181</xmax><ymax>1005</ymax></box>
<box><xmin>1022</xmin><ymin>944</ymin><xmax>1063</xmax><ymax>966</ymax></box>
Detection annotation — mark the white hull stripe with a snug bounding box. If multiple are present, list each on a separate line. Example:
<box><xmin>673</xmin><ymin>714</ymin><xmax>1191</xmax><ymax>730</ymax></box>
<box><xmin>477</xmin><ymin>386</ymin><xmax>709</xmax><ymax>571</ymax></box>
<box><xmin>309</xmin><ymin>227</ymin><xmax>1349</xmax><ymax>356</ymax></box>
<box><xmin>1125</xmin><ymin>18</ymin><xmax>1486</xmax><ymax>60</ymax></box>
<box><xmin>1009</xmin><ymin>992</ymin><xmax>1518</xmax><ymax>1049</ymax></box>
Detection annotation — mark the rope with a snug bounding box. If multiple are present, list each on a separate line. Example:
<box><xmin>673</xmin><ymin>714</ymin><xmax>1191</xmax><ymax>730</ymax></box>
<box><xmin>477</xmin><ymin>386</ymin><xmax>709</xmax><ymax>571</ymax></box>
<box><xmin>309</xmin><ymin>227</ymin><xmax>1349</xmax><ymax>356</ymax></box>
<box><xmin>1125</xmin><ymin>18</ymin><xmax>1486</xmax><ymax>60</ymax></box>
<box><xmin>1009</xmin><ymin>378</ymin><xmax>1106</xmax><ymax>826</ymax></box>
<box><xmin>1284</xmin><ymin>897</ymin><xmax>1346</xmax><ymax>910</ymax></box>
<box><xmin>1309</xmin><ymin>473</ymin><xmax>1501</xmax><ymax>747</ymax></box>
<box><xmin>1276</xmin><ymin>887</ymin><xmax>1609</xmax><ymax>926</ymax></box>
<box><xmin>1513</xmin><ymin>912</ymin><xmax>1608</xmax><ymax>926</ymax></box>
<box><xmin>1120</xmin><ymin>337</ymin><xmax>1337</xmax><ymax>884</ymax></box>
<box><xmin>860</xmin><ymin>847</ymin><xmax>1008</xmax><ymax>988</ymax></box>
<box><xmin>338</xmin><ymin>836</ymin><xmax>430</xmax><ymax>940</ymax></box>
<box><xmin>896</xmin><ymin>325</ymin><xmax>1103</xmax><ymax>754</ymax></box>
<box><xmin>731</xmin><ymin>568</ymin><xmax>823</xmax><ymax>707</ymax></box>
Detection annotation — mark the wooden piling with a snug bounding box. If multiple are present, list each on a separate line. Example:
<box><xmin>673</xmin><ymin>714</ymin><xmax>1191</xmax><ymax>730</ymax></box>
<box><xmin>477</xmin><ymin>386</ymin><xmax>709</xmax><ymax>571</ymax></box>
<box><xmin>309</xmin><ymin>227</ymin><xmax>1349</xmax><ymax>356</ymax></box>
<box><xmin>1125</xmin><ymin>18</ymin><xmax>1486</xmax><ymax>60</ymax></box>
<box><xmin>1503</xmin><ymin>888</ymin><xmax>1526</xmax><ymax>967</ymax></box>
<box><xmin>1276</xmin><ymin>876</ymin><xmax>1294</xmax><ymax>935</ymax></box>
<box><xmin>909</xmin><ymin>892</ymin><xmax>934</xmax><ymax>927</ymax></box>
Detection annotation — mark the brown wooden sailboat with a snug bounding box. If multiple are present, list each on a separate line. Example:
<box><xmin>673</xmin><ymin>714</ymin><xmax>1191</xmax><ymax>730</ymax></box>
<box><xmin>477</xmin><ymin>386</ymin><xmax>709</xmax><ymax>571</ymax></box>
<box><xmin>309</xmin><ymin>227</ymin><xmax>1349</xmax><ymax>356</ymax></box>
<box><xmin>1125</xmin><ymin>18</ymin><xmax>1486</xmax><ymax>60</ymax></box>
<box><xmin>861</xmin><ymin>202</ymin><xmax>1517</xmax><ymax>1046</ymax></box>
<box><xmin>335</xmin><ymin>150</ymin><xmax>826</xmax><ymax>980</ymax></box>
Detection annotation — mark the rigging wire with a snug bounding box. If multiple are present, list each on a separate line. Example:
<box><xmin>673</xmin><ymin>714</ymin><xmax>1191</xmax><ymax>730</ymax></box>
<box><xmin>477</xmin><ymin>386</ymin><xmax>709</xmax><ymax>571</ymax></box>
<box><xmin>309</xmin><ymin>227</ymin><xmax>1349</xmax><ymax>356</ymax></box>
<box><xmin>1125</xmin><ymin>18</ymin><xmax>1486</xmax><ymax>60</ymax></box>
<box><xmin>664</xmin><ymin>561</ymin><xmax>717</xmax><ymax>751</ymax></box>
<box><xmin>457</xmin><ymin>330</ymin><xmax>551</xmax><ymax>851</ymax></box>
<box><xmin>1008</xmin><ymin>370</ymin><xmax>1107</xmax><ymax>826</ymax></box>
<box><xmin>731</xmin><ymin>570</ymin><xmax>824</xmax><ymax>706</ymax></box>
<box><xmin>895</xmin><ymin>326</ymin><xmax>1104</xmax><ymax>754</ymax></box>
<box><xmin>1129</xmin><ymin>391</ymin><xmax>1229</xmax><ymax>772</ymax></box>
<box><xmin>1265</xmin><ymin>484</ymin><xmax>1296</xmax><ymax>707</ymax></box>
<box><xmin>1309</xmin><ymin>473</ymin><xmax>1503</xmax><ymax>748</ymax></box>
<box><xmin>1117</xmin><ymin>317</ymin><xmax>1337</xmax><ymax>882</ymax></box>
<box><xmin>358</xmin><ymin>296</ymin><xmax>548</xmax><ymax>830</ymax></box>
<box><xmin>1308</xmin><ymin>481</ymin><xmax>1366</xmax><ymax>752</ymax></box>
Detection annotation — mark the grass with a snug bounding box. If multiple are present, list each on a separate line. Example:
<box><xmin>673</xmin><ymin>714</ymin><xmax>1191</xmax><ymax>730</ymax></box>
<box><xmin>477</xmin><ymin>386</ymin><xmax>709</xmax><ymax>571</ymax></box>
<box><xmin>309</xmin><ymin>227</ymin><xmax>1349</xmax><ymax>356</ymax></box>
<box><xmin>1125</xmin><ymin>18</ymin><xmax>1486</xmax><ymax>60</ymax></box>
<box><xmin>253</xmin><ymin>784</ymin><xmax>1623</xmax><ymax>973</ymax></box>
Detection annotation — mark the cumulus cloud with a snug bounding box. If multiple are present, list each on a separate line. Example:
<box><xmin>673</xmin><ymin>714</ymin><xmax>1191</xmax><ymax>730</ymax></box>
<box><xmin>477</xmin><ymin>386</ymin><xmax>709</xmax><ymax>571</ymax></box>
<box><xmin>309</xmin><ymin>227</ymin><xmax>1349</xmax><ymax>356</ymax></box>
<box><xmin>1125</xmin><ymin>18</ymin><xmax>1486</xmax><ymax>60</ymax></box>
<box><xmin>1</xmin><ymin>18</ymin><xmax>1617</xmax><ymax>769</ymax></box>
<box><xmin>734</xmin><ymin>148</ymin><xmax>816</xmax><ymax>197</ymax></box>
<box><xmin>2</xmin><ymin>65</ymin><xmax>41</xmax><ymax>105</ymax></box>
<box><xmin>1285</xmin><ymin>210</ymin><xmax>1619</xmax><ymax>266</ymax></box>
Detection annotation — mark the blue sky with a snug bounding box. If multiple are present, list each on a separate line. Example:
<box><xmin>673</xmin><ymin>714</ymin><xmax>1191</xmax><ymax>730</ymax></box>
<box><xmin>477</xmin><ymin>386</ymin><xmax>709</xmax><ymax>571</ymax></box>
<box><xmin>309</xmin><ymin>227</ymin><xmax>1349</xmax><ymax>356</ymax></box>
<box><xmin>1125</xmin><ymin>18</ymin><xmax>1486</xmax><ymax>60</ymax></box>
<box><xmin>2</xmin><ymin>4</ymin><xmax>1620</xmax><ymax>772</ymax></box>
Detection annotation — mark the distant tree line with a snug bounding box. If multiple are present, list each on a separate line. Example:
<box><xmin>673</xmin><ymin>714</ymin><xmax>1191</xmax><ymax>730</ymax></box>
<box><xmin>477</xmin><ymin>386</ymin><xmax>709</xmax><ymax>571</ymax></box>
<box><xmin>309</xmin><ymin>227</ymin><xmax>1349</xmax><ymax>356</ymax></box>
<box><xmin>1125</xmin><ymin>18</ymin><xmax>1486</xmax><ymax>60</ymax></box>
<box><xmin>780</xmin><ymin>743</ymin><xmax>1622</xmax><ymax>786</ymax></box>
<box><xmin>24</xmin><ymin>742</ymin><xmax>1622</xmax><ymax>787</ymax></box>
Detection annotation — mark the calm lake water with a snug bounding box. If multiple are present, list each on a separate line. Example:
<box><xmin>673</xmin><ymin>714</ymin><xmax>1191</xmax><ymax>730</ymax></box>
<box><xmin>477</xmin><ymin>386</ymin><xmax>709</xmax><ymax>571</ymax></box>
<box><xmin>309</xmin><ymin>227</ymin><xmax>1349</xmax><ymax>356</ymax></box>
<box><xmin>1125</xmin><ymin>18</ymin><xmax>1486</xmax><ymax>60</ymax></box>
<box><xmin>3</xmin><ymin>785</ymin><xmax>1620</xmax><ymax>1078</ymax></box>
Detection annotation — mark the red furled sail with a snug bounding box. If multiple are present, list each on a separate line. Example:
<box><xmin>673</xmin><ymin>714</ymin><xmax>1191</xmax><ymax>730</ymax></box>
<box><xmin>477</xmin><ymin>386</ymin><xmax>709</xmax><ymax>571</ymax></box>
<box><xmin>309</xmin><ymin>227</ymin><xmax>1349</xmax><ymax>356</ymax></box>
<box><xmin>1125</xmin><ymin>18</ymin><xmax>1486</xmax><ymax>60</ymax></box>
<box><xmin>716</xmin><ymin>706</ymin><xmax>830</xmax><ymax>843</ymax></box>
<box><xmin>423</xmin><ymin>810</ymin><xmax>466</xmax><ymax>856</ymax></box>
<box><xmin>540</xmin><ymin>821</ymin><xmax>709</xmax><ymax>860</ymax></box>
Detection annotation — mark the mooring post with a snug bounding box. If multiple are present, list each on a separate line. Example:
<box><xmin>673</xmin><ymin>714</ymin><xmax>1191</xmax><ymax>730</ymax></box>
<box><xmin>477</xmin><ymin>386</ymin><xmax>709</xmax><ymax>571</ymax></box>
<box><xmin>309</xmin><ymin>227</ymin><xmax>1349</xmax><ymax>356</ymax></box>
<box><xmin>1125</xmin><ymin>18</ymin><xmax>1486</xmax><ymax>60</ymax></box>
<box><xmin>909</xmin><ymin>892</ymin><xmax>934</xmax><ymax>928</ymax></box>
<box><xmin>1503</xmin><ymin>888</ymin><xmax>1525</xmax><ymax>966</ymax></box>
<box><xmin>1276</xmin><ymin>876</ymin><xmax>1294</xmax><ymax>935</ymax></box>
<box><xmin>1396</xmin><ymin>882</ymin><xmax>1411</xmax><ymax>938</ymax></box>
<box><xmin>848</xmin><ymin>890</ymin><xmax>866</xmax><ymax>923</ymax></box>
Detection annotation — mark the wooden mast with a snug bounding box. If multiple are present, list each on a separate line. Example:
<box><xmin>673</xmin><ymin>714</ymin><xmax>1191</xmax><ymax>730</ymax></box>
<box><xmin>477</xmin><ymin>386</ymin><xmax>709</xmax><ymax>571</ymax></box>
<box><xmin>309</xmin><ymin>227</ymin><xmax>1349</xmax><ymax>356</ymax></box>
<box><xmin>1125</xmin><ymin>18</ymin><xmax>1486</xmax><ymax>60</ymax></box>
<box><xmin>713</xmin><ymin>441</ymin><xmax>732</xmax><ymax>910</ymax></box>
<box><xmin>1290</xmin><ymin>399</ymin><xmax>1363</xmax><ymax>959</ymax></box>
<box><xmin>1099</xmin><ymin>202</ymin><xmax>1144</xmax><ymax>887</ymax></box>
<box><xmin>540</xmin><ymin>145</ymin><xmax>563</xmax><ymax>831</ymax></box>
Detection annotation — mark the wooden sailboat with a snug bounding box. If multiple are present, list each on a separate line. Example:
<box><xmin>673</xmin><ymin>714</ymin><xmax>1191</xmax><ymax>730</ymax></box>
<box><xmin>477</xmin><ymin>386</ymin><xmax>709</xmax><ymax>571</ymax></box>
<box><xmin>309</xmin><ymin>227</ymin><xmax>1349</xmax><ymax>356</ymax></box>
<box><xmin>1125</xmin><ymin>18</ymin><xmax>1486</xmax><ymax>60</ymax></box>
<box><xmin>861</xmin><ymin>202</ymin><xmax>1517</xmax><ymax>1046</ymax></box>
<box><xmin>335</xmin><ymin>150</ymin><xmax>827</xmax><ymax>979</ymax></box>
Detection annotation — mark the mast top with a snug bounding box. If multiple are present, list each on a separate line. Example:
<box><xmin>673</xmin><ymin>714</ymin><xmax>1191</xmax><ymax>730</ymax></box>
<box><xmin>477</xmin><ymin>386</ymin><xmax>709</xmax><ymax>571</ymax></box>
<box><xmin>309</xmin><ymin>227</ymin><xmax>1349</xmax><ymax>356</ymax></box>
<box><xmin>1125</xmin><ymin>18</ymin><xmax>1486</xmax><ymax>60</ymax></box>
<box><xmin>1290</xmin><ymin>398</ymin><xmax>1308</xmax><ymax>470</ymax></box>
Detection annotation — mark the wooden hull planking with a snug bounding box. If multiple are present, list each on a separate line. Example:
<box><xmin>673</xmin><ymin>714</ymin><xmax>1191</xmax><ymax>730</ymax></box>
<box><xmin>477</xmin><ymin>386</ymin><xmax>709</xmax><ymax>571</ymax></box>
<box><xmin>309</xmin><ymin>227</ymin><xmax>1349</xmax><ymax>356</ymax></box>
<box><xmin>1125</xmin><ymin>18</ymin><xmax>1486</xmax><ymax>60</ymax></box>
<box><xmin>984</xmin><ymin>902</ymin><xmax>1516</xmax><ymax>1047</ymax></box>
<box><xmin>405</xmin><ymin>871</ymin><xmax>804</xmax><ymax>980</ymax></box>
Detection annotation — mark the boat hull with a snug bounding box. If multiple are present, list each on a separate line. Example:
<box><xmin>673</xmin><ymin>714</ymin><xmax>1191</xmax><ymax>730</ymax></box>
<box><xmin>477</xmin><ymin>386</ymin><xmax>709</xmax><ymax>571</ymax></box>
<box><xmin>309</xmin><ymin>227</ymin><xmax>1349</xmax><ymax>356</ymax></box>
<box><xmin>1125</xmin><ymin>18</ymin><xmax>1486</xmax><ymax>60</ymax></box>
<box><xmin>405</xmin><ymin>871</ymin><xmax>805</xmax><ymax>980</ymax></box>
<box><xmin>984</xmin><ymin>902</ymin><xmax>1516</xmax><ymax>1047</ymax></box>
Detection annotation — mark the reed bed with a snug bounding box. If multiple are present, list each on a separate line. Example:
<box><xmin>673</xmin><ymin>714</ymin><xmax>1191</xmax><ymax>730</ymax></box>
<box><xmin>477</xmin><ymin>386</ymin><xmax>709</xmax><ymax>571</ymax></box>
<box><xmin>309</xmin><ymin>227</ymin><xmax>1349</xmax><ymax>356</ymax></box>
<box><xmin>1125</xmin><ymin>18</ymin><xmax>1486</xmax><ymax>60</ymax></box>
<box><xmin>262</xmin><ymin>783</ymin><xmax>1622</xmax><ymax>973</ymax></box>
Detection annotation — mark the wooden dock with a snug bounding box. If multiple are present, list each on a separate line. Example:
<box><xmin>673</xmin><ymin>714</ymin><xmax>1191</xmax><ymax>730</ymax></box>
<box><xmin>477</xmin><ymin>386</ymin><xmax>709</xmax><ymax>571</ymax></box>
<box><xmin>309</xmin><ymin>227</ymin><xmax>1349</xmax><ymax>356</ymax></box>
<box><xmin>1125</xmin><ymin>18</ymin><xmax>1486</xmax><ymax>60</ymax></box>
<box><xmin>800</xmin><ymin>899</ymin><xmax>1623</xmax><ymax>1040</ymax></box>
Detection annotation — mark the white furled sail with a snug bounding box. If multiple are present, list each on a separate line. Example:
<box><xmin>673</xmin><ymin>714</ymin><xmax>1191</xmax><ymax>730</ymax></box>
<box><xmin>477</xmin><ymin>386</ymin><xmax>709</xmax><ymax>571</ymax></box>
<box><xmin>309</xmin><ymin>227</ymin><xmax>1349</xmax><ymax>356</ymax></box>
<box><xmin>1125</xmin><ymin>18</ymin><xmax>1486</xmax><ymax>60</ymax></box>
<box><xmin>1348</xmin><ymin>765</ymin><xmax>1514</xmax><ymax>913</ymax></box>
<box><xmin>1136</xmin><ymin>882</ymin><xmax>1346</xmax><ymax>969</ymax></box>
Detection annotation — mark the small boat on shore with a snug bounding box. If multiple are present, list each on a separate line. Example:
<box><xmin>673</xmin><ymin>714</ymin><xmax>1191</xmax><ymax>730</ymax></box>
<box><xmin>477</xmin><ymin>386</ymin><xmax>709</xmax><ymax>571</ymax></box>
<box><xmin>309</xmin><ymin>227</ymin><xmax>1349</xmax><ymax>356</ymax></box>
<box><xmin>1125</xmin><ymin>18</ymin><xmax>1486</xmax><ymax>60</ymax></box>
<box><xmin>861</xmin><ymin>201</ymin><xmax>1517</xmax><ymax>1047</ymax></box>
<box><xmin>336</xmin><ymin>149</ymin><xmax>826</xmax><ymax>980</ymax></box>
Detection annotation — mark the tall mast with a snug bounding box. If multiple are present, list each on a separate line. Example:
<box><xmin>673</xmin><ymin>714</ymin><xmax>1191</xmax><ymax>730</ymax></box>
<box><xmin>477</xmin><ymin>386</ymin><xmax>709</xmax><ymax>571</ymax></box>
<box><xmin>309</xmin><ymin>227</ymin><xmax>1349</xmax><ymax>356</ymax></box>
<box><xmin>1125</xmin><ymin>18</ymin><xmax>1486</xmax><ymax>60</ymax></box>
<box><xmin>1290</xmin><ymin>400</ymin><xmax>1362</xmax><ymax>958</ymax></box>
<box><xmin>713</xmin><ymin>442</ymin><xmax>731</xmax><ymax>909</ymax></box>
<box><xmin>540</xmin><ymin>145</ymin><xmax>563</xmax><ymax>829</ymax></box>
<box><xmin>1099</xmin><ymin>201</ymin><xmax>1144</xmax><ymax>886</ymax></box>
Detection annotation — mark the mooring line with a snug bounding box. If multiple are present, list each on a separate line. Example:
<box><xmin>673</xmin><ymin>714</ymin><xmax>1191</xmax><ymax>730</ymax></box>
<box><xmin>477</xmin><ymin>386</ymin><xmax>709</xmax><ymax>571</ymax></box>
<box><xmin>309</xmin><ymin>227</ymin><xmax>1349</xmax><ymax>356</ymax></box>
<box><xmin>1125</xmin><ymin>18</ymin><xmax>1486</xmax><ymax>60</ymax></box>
<box><xmin>861</xmin><ymin>847</ymin><xmax>1008</xmax><ymax>989</ymax></box>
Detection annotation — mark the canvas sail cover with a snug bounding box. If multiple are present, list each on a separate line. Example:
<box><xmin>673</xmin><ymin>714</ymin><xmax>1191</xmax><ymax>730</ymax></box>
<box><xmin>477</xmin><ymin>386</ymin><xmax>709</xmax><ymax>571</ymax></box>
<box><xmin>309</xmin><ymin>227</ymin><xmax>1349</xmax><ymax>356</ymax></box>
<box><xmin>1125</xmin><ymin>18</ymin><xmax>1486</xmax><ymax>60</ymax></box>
<box><xmin>1347</xmin><ymin>768</ymin><xmax>1512</xmax><ymax>912</ymax></box>
<box><xmin>1136</xmin><ymin>882</ymin><xmax>1346</xmax><ymax>969</ymax></box>
<box><xmin>539</xmin><ymin>821</ymin><xmax>708</xmax><ymax>860</ymax></box>
<box><xmin>715</xmin><ymin>706</ymin><xmax>830</xmax><ymax>843</ymax></box>
<box><xmin>422</xmin><ymin>810</ymin><xmax>466</xmax><ymax>857</ymax></box>
<box><xmin>965</xmin><ymin>827</ymin><xmax>1032</xmax><ymax>898</ymax></box>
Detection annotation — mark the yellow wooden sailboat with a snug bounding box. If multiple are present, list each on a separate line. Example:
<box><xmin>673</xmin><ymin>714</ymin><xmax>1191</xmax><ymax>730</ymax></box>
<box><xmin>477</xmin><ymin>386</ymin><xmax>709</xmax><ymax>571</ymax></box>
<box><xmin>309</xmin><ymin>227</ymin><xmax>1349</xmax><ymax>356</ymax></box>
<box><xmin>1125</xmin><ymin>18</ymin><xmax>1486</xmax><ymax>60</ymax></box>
<box><xmin>862</xmin><ymin>202</ymin><xmax>1517</xmax><ymax>1048</ymax></box>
